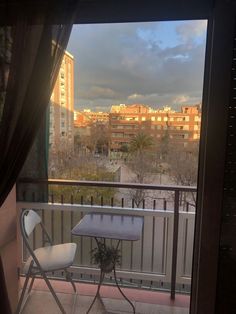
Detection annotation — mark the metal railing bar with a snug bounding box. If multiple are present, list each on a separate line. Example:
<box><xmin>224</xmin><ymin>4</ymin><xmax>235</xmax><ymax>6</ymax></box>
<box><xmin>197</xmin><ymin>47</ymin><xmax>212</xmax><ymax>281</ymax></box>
<box><xmin>183</xmin><ymin>218</ymin><xmax>189</xmax><ymax>276</ymax></box>
<box><xmin>164</xmin><ymin>218</ymin><xmax>169</xmax><ymax>275</ymax></box>
<box><xmin>61</xmin><ymin>210</ymin><xmax>64</xmax><ymax>244</ymax></box>
<box><xmin>162</xmin><ymin>217</ymin><xmax>166</xmax><ymax>274</ymax></box>
<box><xmin>16</xmin><ymin>202</ymin><xmax>180</xmax><ymax>218</ymax></box>
<box><xmin>18</xmin><ymin>178</ymin><xmax>197</xmax><ymax>192</ymax></box>
<box><xmin>151</xmin><ymin>216</ymin><xmax>155</xmax><ymax>273</ymax></box>
<box><xmin>51</xmin><ymin>210</ymin><xmax>54</xmax><ymax>243</ymax></box>
<box><xmin>140</xmin><ymin>224</ymin><xmax>144</xmax><ymax>272</ymax></box>
<box><xmin>70</xmin><ymin>211</ymin><xmax>73</xmax><ymax>243</ymax></box>
<box><xmin>171</xmin><ymin>190</ymin><xmax>180</xmax><ymax>299</ymax></box>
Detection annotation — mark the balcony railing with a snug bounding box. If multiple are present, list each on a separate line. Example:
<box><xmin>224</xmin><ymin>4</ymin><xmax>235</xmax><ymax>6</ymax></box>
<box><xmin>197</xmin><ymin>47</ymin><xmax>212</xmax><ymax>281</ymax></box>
<box><xmin>17</xmin><ymin>179</ymin><xmax>196</xmax><ymax>299</ymax></box>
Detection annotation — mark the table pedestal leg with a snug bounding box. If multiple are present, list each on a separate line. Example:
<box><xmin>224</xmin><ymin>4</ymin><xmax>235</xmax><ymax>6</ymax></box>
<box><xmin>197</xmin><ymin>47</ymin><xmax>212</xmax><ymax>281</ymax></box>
<box><xmin>113</xmin><ymin>267</ymin><xmax>135</xmax><ymax>314</ymax></box>
<box><xmin>86</xmin><ymin>269</ymin><xmax>104</xmax><ymax>314</ymax></box>
<box><xmin>88</xmin><ymin>238</ymin><xmax>135</xmax><ymax>314</ymax></box>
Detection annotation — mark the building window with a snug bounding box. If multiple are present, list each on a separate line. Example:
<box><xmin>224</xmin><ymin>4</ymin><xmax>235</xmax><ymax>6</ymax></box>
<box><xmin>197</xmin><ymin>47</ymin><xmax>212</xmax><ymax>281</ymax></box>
<box><xmin>184</xmin><ymin>116</ymin><xmax>190</xmax><ymax>121</ymax></box>
<box><xmin>157</xmin><ymin>117</ymin><xmax>162</xmax><ymax>121</ymax></box>
<box><xmin>164</xmin><ymin>117</ymin><xmax>168</xmax><ymax>121</ymax></box>
<box><xmin>141</xmin><ymin>117</ymin><xmax>146</xmax><ymax>121</ymax></box>
<box><xmin>124</xmin><ymin>133</ymin><xmax>134</xmax><ymax>138</ymax></box>
<box><xmin>151</xmin><ymin>116</ymin><xmax>155</xmax><ymax>121</ymax></box>
<box><xmin>112</xmin><ymin>133</ymin><xmax>123</xmax><ymax>137</ymax></box>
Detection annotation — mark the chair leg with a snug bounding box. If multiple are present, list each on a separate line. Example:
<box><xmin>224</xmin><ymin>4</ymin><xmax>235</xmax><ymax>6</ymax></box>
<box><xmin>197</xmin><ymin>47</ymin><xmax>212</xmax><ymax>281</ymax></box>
<box><xmin>27</xmin><ymin>276</ymin><xmax>35</xmax><ymax>294</ymax></box>
<box><xmin>16</xmin><ymin>263</ymin><xmax>33</xmax><ymax>314</ymax></box>
<box><xmin>65</xmin><ymin>269</ymin><xmax>76</xmax><ymax>292</ymax></box>
<box><xmin>41</xmin><ymin>271</ymin><xmax>66</xmax><ymax>314</ymax></box>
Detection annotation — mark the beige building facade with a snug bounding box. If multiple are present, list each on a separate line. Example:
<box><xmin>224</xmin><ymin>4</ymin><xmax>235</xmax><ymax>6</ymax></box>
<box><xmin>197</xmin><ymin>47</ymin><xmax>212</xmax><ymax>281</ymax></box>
<box><xmin>49</xmin><ymin>50</ymin><xmax>74</xmax><ymax>152</ymax></box>
<box><xmin>109</xmin><ymin>104</ymin><xmax>201</xmax><ymax>152</ymax></box>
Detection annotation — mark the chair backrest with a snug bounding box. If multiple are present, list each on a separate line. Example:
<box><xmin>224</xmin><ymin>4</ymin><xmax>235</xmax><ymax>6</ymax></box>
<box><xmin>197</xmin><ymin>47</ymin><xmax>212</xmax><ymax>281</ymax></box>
<box><xmin>21</xmin><ymin>209</ymin><xmax>41</xmax><ymax>238</ymax></box>
<box><xmin>20</xmin><ymin>209</ymin><xmax>54</xmax><ymax>270</ymax></box>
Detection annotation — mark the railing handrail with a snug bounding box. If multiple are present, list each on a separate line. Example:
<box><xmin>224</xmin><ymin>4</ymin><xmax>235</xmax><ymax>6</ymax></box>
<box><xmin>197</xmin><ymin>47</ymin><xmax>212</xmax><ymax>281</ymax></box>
<box><xmin>16</xmin><ymin>201</ymin><xmax>196</xmax><ymax>217</ymax></box>
<box><xmin>18</xmin><ymin>178</ymin><xmax>197</xmax><ymax>192</ymax></box>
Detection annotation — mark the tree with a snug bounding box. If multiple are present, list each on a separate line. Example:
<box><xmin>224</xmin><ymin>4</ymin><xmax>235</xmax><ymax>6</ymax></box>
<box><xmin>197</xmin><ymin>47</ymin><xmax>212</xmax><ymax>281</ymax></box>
<box><xmin>159</xmin><ymin>128</ymin><xmax>170</xmax><ymax>161</ymax></box>
<box><xmin>49</xmin><ymin>163</ymin><xmax>116</xmax><ymax>205</ymax></box>
<box><xmin>127</xmin><ymin>132</ymin><xmax>154</xmax><ymax>206</ymax></box>
<box><xmin>129</xmin><ymin>132</ymin><xmax>154</xmax><ymax>154</ymax></box>
<box><xmin>167</xmin><ymin>142</ymin><xmax>199</xmax><ymax>205</ymax></box>
<box><xmin>90</xmin><ymin>123</ymin><xmax>109</xmax><ymax>155</ymax></box>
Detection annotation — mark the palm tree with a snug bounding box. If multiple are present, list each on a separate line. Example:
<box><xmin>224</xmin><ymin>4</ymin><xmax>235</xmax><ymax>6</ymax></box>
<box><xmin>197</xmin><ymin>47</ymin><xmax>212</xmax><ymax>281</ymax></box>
<box><xmin>128</xmin><ymin>132</ymin><xmax>154</xmax><ymax>206</ymax></box>
<box><xmin>129</xmin><ymin>132</ymin><xmax>153</xmax><ymax>154</ymax></box>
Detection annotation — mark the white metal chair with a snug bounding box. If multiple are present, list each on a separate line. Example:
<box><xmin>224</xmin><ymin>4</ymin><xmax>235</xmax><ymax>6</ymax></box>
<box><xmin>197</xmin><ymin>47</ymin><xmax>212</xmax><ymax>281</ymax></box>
<box><xmin>16</xmin><ymin>209</ymin><xmax>77</xmax><ymax>314</ymax></box>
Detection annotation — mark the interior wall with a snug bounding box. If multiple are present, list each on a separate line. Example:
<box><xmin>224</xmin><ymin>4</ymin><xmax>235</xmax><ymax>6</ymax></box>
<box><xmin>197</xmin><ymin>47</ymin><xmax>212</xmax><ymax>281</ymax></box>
<box><xmin>0</xmin><ymin>186</ymin><xmax>18</xmax><ymax>312</ymax></box>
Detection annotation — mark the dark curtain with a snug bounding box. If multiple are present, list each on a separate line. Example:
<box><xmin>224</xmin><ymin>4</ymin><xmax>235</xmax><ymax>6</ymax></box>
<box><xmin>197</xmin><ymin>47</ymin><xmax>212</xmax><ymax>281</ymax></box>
<box><xmin>0</xmin><ymin>2</ymin><xmax>79</xmax><ymax>312</ymax></box>
<box><xmin>17</xmin><ymin>114</ymin><xmax>50</xmax><ymax>202</ymax></box>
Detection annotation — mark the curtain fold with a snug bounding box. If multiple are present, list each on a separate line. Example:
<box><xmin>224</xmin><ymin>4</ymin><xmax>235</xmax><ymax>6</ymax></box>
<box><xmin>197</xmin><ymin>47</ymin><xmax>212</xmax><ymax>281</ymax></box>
<box><xmin>0</xmin><ymin>2</ymin><xmax>79</xmax><ymax>312</ymax></box>
<box><xmin>0</xmin><ymin>3</ymin><xmax>77</xmax><ymax>206</ymax></box>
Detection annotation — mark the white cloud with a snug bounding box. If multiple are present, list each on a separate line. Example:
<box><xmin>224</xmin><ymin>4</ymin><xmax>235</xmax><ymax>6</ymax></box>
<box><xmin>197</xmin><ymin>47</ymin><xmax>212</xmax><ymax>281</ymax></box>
<box><xmin>176</xmin><ymin>20</ymin><xmax>207</xmax><ymax>42</ymax></box>
<box><xmin>128</xmin><ymin>93</ymin><xmax>144</xmax><ymax>100</ymax></box>
<box><xmin>172</xmin><ymin>95</ymin><xmax>190</xmax><ymax>104</ymax></box>
<box><xmin>68</xmin><ymin>21</ymin><xmax>207</xmax><ymax>110</ymax></box>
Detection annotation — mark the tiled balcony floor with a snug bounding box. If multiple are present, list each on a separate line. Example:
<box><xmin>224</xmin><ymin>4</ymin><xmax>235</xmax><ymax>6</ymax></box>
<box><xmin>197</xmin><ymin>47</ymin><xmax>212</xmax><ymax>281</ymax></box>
<box><xmin>19</xmin><ymin>278</ymin><xmax>190</xmax><ymax>314</ymax></box>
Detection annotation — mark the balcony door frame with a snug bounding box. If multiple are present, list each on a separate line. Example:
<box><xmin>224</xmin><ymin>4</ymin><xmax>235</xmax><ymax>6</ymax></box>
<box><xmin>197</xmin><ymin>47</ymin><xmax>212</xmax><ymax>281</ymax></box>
<box><xmin>190</xmin><ymin>1</ymin><xmax>236</xmax><ymax>313</ymax></box>
<box><xmin>64</xmin><ymin>0</ymin><xmax>234</xmax><ymax>312</ymax></box>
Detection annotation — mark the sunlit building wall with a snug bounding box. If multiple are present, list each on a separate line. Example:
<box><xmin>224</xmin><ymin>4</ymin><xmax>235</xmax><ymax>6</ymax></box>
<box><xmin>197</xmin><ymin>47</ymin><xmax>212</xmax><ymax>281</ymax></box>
<box><xmin>109</xmin><ymin>104</ymin><xmax>201</xmax><ymax>152</ymax></box>
<box><xmin>49</xmin><ymin>50</ymin><xmax>74</xmax><ymax>152</ymax></box>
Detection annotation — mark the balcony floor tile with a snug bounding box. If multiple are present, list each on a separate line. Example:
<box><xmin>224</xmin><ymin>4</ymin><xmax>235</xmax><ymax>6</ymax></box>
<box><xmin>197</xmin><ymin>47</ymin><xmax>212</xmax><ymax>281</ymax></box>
<box><xmin>19</xmin><ymin>278</ymin><xmax>189</xmax><ymax>314</ymax></box>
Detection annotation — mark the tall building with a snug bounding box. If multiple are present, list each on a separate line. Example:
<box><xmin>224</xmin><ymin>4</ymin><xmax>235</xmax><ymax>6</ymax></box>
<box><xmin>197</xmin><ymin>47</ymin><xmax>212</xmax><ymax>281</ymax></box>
<box><xmin>109</xmin><ymin>104</ymin><xmax>201</xmax><ymax>153</ymax></box>
<box><xmin>49</xmin><ymin>50</ymin><xmax>74</xmax><ymax>152</ymax></box>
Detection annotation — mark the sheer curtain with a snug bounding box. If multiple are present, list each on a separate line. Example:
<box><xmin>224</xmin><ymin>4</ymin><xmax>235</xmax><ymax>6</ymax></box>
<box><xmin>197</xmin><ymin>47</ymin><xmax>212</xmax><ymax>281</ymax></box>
<box><xmin>0</xmin><ymin>2</ymin><xmax>78</xmax><ymax>312</ymax></box>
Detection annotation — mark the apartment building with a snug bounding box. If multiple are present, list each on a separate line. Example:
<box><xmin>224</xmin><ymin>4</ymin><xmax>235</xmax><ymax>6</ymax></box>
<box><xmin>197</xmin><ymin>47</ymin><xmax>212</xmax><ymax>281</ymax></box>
<box><xmin>109</xmin><ymin>104</ymin><xmax>201</xmax><ymax>152</ymax></box>
<box><xmin>74</xmin><ymin>109</ymin><xmax>109</xmax><ymax>128</ymax></box>
<box><xmin>49</xmin><ymin>50</ymin><xmax>74</xmax><ymax>152</ymax></box>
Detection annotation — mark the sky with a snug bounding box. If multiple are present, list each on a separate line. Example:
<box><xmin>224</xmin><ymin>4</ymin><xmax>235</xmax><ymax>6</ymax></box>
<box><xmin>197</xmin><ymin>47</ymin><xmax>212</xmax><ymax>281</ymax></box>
<box><xmin>67</xmin><ymin>20</ymin><xmax>207</xmax><ymax>112</ymax></box>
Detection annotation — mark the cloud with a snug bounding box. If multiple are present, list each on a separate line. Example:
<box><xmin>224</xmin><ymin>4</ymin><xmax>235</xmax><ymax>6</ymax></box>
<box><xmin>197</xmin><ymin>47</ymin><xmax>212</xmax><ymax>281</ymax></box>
<box><xmin>128</xmin><ymin>93</ymin><xmax>144</xmax><ymax>100</ymax></box>
<box><xmin>67</xmin><ymin>20</ymin><xmax>207</xmax><ymax>110</ymax></box>
<box><xmin>176</xmin><ymin>20</ymin><xmax>207</xmax><ymax>43</ymax></box>
<box><xmin>80</xmin><ymin>86</ymin><xmax>119</xmax><ymax>100</ymax></box>
<box><xmin>172</xmin><ymin>94</ymin><xmax>190</xmax><ymax>104</ymax></box>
